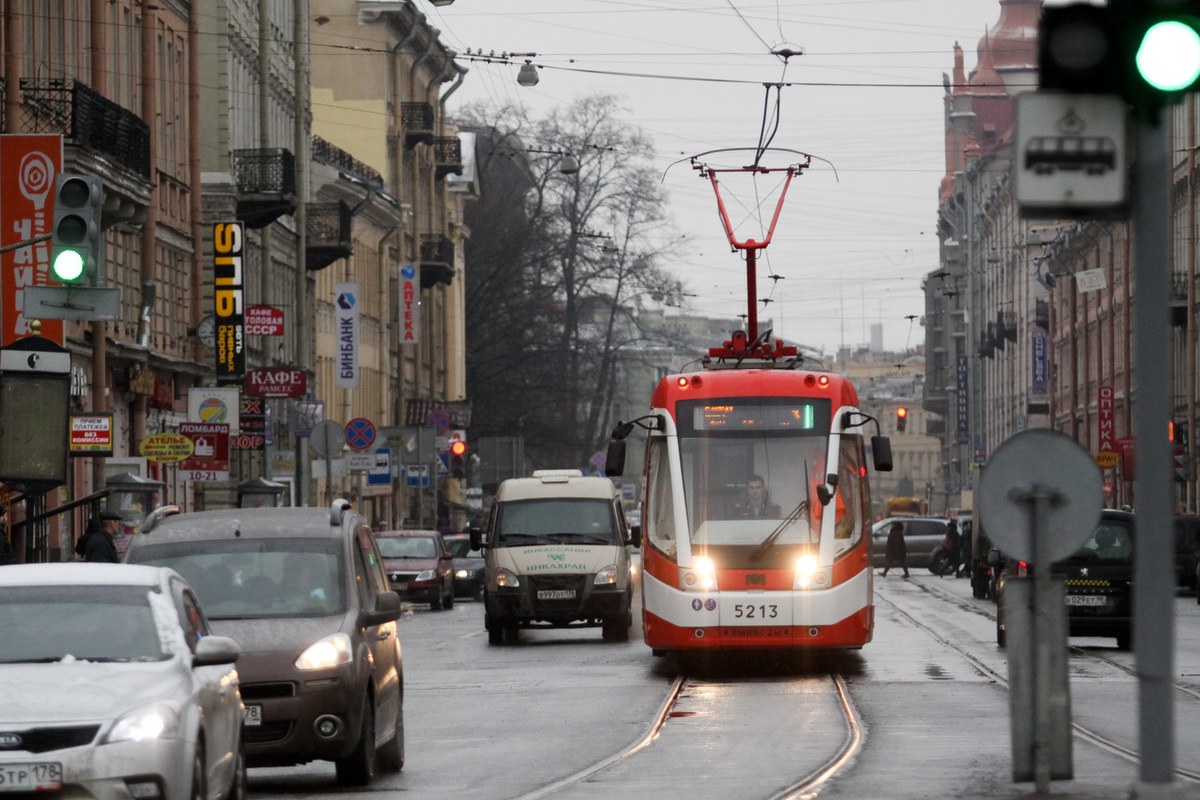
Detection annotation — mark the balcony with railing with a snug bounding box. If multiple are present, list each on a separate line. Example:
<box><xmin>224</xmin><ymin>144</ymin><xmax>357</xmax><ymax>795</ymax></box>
<box><xmin>433</xmin><ymin>136</ymin><xmax>463</xmax><ymax>180</ymax></box>
<box><xmin>19</xmin><ymin>79</ymin><xmax>151</xmax><ymax>179</ymax></box>
<box><xmin>232</xmin><ymin>148</ymin><xmax>297</xmax><ymax>229</ymax></box>
<box><xmin>312</xmin><ymin>136</ymin><xmax>384</xmax><ymax>190</ymax></box>
<box><xmin>420</xmin><ymin>234</ymin><xmax>455</xmax><ymax>287</ymax></box>
<box><xmin>306</xmin><ymin>201</ymin><xmax>353</xmax><ymax>271</ymax></box>
<box><xmin>401</xmin><ymin>102</ymin><xmax>435</xmax><ymax>149</ymax></box>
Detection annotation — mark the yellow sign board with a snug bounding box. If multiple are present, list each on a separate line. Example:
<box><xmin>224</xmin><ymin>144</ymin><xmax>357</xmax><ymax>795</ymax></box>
<box><xmin>140</xmin><ymin>432</ymin><xmax>195</xmax><ymax>464</ymax></box>
<box><xmin>1096</xmin><ymin>450</ymin><xmax>1120</xmax><ymax>468</ymax></box>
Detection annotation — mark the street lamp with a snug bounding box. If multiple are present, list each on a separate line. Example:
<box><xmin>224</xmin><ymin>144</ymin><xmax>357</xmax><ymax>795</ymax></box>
<box><xmin>517</xmin><ymin>60</ymin><xmax>539</xmax><ymax>87</ymax></box>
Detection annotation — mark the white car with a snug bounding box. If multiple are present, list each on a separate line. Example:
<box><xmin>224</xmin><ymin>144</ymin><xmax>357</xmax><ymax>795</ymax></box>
<box><xmin>0</xmin><ymin>563</ymin><xmax>244</xmax><ymax>800</ymax></box>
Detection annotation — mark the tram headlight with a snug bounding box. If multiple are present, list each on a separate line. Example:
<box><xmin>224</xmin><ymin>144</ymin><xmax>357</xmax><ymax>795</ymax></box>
<box><xmin>679</xmin><ymin>556</ymin><xmax>717</xmax><ymax>591</ymax></box>
<box><xmin>794</xmin><ymin>555</ymin><xmax>831</xmax><ymax>590</ymax></box>
<box><xmin>594</xmin><ymin>565</ymin><xmax>619</xmax><ymax>585</ymax></box>
<box><xmin>495</xmin><ymin>567</ymin><xmax>521</xmax><ymax>589</ymax></box>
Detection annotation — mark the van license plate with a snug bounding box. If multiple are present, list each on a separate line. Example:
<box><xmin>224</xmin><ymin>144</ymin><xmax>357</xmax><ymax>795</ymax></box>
<box><xmin>537</xmin><ymin>589</ymin><xmax>576</xmax><ymax>600</ymax></box>
<box><xmin>0</xmin><ymin>762</ymin><xmax>62</xmax><ymax>792</ymax></box>
<box><xmin>1066</xmin><ymin>595</ymin><xmax>1107</xmax><ymax>607</ymax></box>
<box><xmin>244</xmin><ymin>705</ymin><xmax>262</xmax><ymax>726</ymax></box>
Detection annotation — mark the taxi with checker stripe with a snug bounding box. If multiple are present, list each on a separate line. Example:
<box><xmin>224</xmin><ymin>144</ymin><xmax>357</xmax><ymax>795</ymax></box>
<box><xmin>993</xmin><ymin>508</ymin><xmax>1135</xmax><ymax>650</ymax></box>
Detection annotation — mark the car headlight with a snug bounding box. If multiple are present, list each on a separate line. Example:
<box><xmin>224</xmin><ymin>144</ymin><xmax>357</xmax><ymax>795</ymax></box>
<box><xmin>415</xmin><ymin>569</ymin><xmax>435</xmax><ymax>581</ymax></box>
<box><xmin>680</xmin><ymin>556</ymin><xmax>716</xmax><ymax>591</ymax></box>
<box><xmin>295</xmin><ymin>633</ymin><xmax>352</xmax><ymax>670</ymax></box>
<box><xmin>594</xmin><ymin>565</ymin><xmax>619</xmax><ymax>585</ymax></box>
<box><xmin>104</xmin><ymin>703</ymin><xmax>180</xmax><ymax>743</ymax></box>
<box><xmin>455</xmin><ymin>569</ymin><xmax>470</xmax><ymax>579</ymax></box>
<box><xmin>496</xmin><ymin>567</ymin><xmax>520</xmax><ymax>588</ymax></box>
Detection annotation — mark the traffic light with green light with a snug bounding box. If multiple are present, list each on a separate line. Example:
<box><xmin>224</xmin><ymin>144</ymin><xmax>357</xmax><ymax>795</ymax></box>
<box><xmin>50</xmin><ymin>174</ymin><xmax>103</xmax><ymax>286</ymax></box>
<box><xmin>896</xmin><ymin>407</ymin><xmax>908</xmax><ymax>434</ymax></box>
<box><xmin>1038</xmin><ymin>1</ymin><xmax>1200</xmax><ymax>112</ymax></box>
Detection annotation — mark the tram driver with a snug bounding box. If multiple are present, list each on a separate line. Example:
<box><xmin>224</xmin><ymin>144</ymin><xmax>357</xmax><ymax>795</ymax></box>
<box><xmin>732</xmin><ymin>475</ymin><xmax>782</xmax><ymax>520</ymax></box>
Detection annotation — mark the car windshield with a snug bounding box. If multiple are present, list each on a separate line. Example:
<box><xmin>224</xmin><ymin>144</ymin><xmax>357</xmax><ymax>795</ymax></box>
<box><xmin>495</xmin><ymin>499</ymin><xmax>620</xmax><ymax>545</ymax></box>
<box><xmin>1064</xmin><ymin>519</ymin><xmax>1134</xmax><ymax>564</ymax></box>
<box><xmin>377</xmin><ymin>536</ymin><xmax>437</xmax><ymax>559</ymax></box>
<box><xmin>444</xmin><ymin>538</ymin><xmax>480</xmax><ymax>558</ymax></box>
<box><xmin>127</xmin><ymin>537</ymin><xmax>346</xmax><ymax>619</ymax></box>
<box><xmin>0</xmin><ymin>585</ymin><xmax>169</xmax><ymax>664</ymax></box>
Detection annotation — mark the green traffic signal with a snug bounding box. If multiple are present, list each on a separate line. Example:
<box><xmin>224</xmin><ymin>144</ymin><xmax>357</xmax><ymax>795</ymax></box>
<box><xmin>51</xmin><ymin>250</ymin><xmax>85</xmax><ymax>282</ymax></box>
<box><xmin>1136</xmin><ymin>20</ymin><xmax>1200</xmax><ymax>91</ymax></box>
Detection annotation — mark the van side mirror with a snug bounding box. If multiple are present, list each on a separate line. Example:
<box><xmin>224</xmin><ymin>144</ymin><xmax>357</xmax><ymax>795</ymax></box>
<box><xmin>469</xmin><ymin>527</ymin><xmax>483</xmax><ymax>551</ymax></box>
<box><xmin>628</xmin><ymin>523</ymin><xmax>643</xmax><ymax>549</ymax></box>
<box><xmin>358</xmin><ymin>590</ymin><xmax>401</xmax><ymax>627</ymax></box>
<box><xmin>605</xmin><ymin>439</ymin><xmax>627</xmax><ymax>477</ymax></box>
<box><xmin>986</xmin><ymin>548</ymin><xmax>1002</xmax><ymax>568</ymax></box>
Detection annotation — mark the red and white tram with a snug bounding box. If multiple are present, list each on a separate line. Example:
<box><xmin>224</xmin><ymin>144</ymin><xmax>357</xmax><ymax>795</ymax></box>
<box><xmin>605</xmin><ymin>151</ymin><xmax>893</xmax><ymax>655</ymax></box>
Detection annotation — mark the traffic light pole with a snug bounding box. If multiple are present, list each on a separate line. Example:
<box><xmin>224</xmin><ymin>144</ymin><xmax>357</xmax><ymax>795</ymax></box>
<box><xmin>1131</xmin><ymin>114</ymin><xmax>1179</xmax><ymax>799</ymax></box>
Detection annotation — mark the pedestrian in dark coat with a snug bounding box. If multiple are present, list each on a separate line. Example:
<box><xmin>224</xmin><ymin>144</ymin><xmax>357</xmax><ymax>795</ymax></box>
<box><xmin>882</xmin><ymin>521</ymin><xmax>908</xmax><ymax>577</ymax></box>
<box><xmin>943</xmin><ymin>518</ymin><xmax>962</xmax><ymax>578</ymax></box>
<box><xmin>83</xmin><ymin>511</ymin><xmax>122</xmax><ymax>563</ymax></box>
<box><xmin>75</xmin><ymin>517</ymin><xmax>104</xmax><ymax>558</ymax></box>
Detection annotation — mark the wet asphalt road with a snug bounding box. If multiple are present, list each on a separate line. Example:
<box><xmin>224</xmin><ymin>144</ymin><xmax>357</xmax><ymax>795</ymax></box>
<box><xmin>245</xmin><ymin>573</ymin><xmax>1200</xmax><ymax>800</ymax></box>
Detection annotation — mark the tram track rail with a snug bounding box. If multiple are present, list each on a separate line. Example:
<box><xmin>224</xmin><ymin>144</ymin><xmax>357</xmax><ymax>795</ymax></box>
<box><xmin>511</xmin><ymin>667</ymin><xmax>864</xmax><ymax>800</ymax></box>
<box><xmin>873</xmin><ymin>586</ymin><xmax>1200</xmax><ymax>783</ymax></box>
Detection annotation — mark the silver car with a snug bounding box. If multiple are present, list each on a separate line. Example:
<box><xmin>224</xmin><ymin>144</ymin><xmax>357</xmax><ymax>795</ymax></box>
<box><xmin>0</xmin><ymin>563</ymin><xmax>244</xmax><ymax>800</ymax></box>
<box><xmin>870</xmin><ymin>516</ymin><xmax>951</xmax><ymax>568</ymax></box>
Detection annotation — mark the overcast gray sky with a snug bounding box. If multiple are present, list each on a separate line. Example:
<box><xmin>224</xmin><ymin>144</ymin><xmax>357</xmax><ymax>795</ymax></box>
<box><xmin>423</xmin><ymin>0</ymin><xmax>1007</xmax><ymax>355</ymax></box>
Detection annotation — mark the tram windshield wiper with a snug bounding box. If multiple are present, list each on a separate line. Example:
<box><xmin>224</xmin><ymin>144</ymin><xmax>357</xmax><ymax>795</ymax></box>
<box><xmin>750</xmin><ymin>462</ymin><xmax>813</xmax><ymax>562</ymax></box>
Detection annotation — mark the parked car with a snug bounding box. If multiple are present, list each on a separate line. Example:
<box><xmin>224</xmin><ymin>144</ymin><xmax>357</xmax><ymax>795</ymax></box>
<box><xmin>870</xmin><ymin>516</ymin><xmax>950</xmax><ymax>568</ymax></box>
<box><xmin>993</xmin><ymin>508</ymin><xmax>1135</xmax><ymax>650</ymax></box>
<box><xmin>0</xmin><ymin>563</ymin><xmax>245</xmax><ymax>800</ymax></box>
<box><xmin>1175</xmin><ymin>515</ymin><xmax>1200</xmax><ymax>591</ymax></box>
<box><xmin>374</xmin><ymin>530</ymin><xmax>455</xmax><ymax>610</ymax></box>
<box><xmin>443</xmin><ymin>533</ymin><xmax>485</xmax><ymax>600</ymax></box>
<box><xmin>123</xmin><ymin>500</ymin><xmax>403</xmax><ymax>786</ymax></box>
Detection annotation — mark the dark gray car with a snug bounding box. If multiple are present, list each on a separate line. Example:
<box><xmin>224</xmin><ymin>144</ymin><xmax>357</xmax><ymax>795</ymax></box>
<box><xmin>870</xmin><ymin>516</ymin><xmax>950</xmax><ymax>568</ymax></box>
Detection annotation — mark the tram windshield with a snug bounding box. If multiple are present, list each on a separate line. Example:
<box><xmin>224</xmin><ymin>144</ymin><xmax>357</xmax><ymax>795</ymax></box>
<box><xmin>643</xmin><ymin>396</ymin><xmax>866</xmax><ymax>562</ymax></box>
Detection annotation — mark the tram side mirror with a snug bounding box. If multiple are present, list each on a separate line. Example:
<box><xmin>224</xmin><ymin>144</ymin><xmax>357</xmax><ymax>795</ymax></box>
<box><xmin>605</xmin><ymin>439</ymin><xmax>627</xmax><ymax>477</ymax></box>
<box><xmin>871</xmin><ymin>435</ymin><xmax>894</xmax><ymax>472</ymax></box>
<box><xmin>469</xmin><ymin>526</ymin><xmax>483</xmax><ymax>552</ymax></box>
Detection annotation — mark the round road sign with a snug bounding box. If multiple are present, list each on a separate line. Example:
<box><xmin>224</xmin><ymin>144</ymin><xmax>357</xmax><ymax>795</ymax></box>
<box><xmin>310</xmin><ymin>419</ymin><xmax>345</xmax><ymax>458</ymax></box>
<box><xmin>345</xmin><ymin>418</ymin><xmax>377</xmax><ymax>452</ymax></box>
<box><xmin>978</xmin><ymin>429</ymin><xmax>1104</xmax><ymax>565</ymax></box>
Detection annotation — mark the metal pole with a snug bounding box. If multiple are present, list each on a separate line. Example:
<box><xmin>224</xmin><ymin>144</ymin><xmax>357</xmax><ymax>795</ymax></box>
<box><xmin>1130</xmin><ymin>114</ymin><xmax>1177</xmax><ymax>796</ymax></box>
<box><xmin>1031</xmin><ymin>487</ymin><xmax>1053</xmax><ymax>793</ymax></box>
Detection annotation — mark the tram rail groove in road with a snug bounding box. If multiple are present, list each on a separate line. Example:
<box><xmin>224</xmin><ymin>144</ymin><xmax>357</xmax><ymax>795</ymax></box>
<box><xmin>873</xmin><ymin>587</ymin><xmax>1200</xmax><ymax>783</ymax></box>
<box><xmin>898</xmin><ymin>576</ymin><xmax>1200</xmax><ymax>702</ymax></box>
<box><xmin>510</xmin><ymin>670</ymin><xmax>863</xmax><ymax>800</ymax></box>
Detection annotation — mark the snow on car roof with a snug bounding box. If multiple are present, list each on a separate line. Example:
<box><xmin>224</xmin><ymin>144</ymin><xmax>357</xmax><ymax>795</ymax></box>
<box><xmin>0</xmin><ymin>562</ymin><xmax>169</xmax><ymax>587</ymax></box>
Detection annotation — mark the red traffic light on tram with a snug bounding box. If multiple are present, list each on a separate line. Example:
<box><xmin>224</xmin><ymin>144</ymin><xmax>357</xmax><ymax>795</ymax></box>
<box><xmin>896</xmin><ymin>407</ymin><xmax>908</xmax><ymax>433</ymax></box>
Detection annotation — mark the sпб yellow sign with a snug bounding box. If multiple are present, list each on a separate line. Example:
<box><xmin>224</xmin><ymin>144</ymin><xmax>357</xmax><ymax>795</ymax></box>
<box><xmin>140</xmin><ymin>432</ymin><xmax>195</xmax><ymax>464</ymax></box>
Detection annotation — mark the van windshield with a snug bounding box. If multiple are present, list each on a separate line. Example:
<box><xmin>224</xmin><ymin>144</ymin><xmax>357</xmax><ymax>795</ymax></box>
<box><xmin>126</xmin><ymin>538</ymin><xmax>346</xmax><ymax>619</ymax></box>
<box><xmin>495</xmin><ymin>499</ymin><xmax>621</xmax><ymax>546</ymax></box>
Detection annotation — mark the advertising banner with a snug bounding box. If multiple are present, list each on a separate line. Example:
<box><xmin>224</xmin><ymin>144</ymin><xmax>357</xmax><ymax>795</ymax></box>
<box><xmin>335</xmin><ymin>282</ymin><xmax>359</xmax><ymax>388</ymax></box>
<box><xmin>1</xmin><ymin>135</ymin><xmax>63</xmax><ymax>346</ymax></box>
<box><xmin>213</xmin><ymin>222</ymin><xmax>245</xmax><ymax>385</ymax></box>
<box><xmin>399</xmin><ymin>264</ymin><xmax>420</xmax><ymax>344</ymax></box>
<box><xmin>69</xmin><ymin>413</ymin><xmax>113</xmax><ymax>456</ymax></box>
<box><xmin>188</xmin><ymin>386</ymin><xmax>240</xmax><ymax>434</ymax></box>
<box><xmin>956</xmin><ymin>355</ymin><xmax>969</xmax><ymax>444</ymax></box>
<box><xmin>245</xmin><ymin>368</ymin><xmax>306</xmax><ymax>398</ymax></box>
<box><xmin>177</xmin><ymin>422</ymin><xmax>230</xmax><ymax>481</ymax></box>
<box><xmin>245</xmin><ymin>305</ymin><xmax>284</xmax><ymax>336</ymax></box>
<box><xmin>1032</xmin><ymin>330</ymin><xmax>1048</xmax><ymax>396</ymax></box>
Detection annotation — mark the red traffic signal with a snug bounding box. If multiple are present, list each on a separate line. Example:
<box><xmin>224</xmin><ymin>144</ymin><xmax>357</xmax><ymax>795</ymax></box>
<box><xmin>896</xmin><ymin>407</ymin><xmax>908</xmax><ymax>433</ymax></box>
<box><xmin>450</xmin><ymin>440</ymin><xmax>467</xmax><ymax>457</ymax></box>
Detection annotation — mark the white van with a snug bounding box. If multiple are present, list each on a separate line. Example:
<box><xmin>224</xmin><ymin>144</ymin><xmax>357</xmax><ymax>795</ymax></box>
<box><xmin>470</xmin><ymin>470</ymin><xmax>641</xmax><ymax>644</ymax></box>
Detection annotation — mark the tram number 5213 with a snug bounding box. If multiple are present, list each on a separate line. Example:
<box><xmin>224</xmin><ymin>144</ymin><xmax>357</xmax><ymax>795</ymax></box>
<box><xmin>733</xmin><ymin>604</ymin><xmax>779</xmax><ymax>619</ymax></box>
